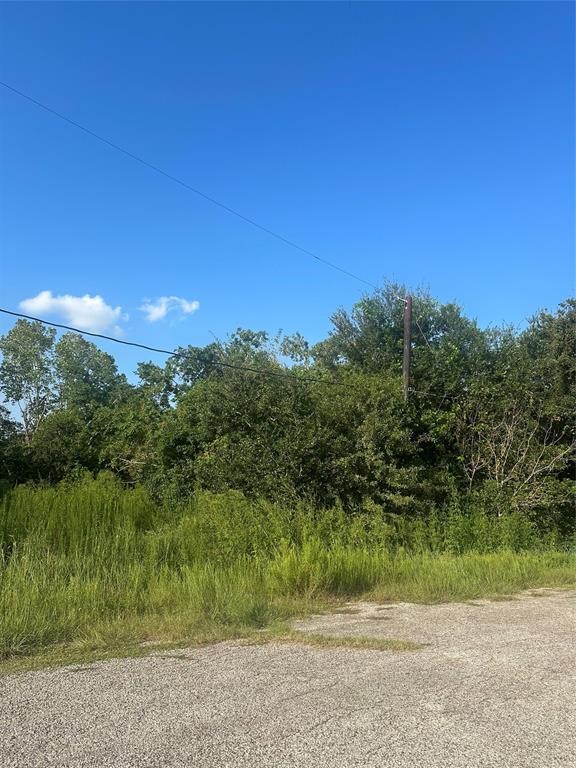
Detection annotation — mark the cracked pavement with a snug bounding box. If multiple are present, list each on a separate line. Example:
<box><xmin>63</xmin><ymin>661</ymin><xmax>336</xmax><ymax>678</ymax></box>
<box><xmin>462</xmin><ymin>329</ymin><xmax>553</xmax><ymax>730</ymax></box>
<box><xmin>1</xmin><ymin>589</ymin><xmax>575</xmax><ymax>767</ymax></box>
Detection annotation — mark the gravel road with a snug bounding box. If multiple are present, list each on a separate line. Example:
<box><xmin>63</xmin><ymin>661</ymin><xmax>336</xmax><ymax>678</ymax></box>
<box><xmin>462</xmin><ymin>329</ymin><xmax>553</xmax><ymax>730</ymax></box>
<box><xmin>2</xmin><ymin>589</ymin><xmax>575</xmax><ymax>767</ymax></box>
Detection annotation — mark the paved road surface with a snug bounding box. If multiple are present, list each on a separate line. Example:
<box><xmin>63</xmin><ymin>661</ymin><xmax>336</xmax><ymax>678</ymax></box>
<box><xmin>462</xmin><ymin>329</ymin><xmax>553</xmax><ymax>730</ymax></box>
<box><xmin>2</xmin><ymin>589</ymin><xmax>575</xmax><ymax>767</ymax></box>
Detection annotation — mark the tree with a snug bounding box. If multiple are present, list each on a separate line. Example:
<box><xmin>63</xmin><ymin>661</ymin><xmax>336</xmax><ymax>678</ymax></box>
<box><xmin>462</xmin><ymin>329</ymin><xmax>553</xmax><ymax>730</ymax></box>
<box><xmin>454</xmin><ymin>394</ymin><xmax>575</xmax><ymax>515</ymax></box>
<box><xmin>54</xmin><ymin>333</ymin><xmax>126</xmax><ymax>412</ymax></box>
<box><xmin>312</xmin><ymin>282</ymin><xmax>489</xmax><ymax>401</ymax></box>
<box><xmin>30</xmin><ymin>409</ymin><xmax>94</xmax><ymax>481</ymax></box>
<box><xmin>521</xmin><ymin>299</ymin><xmax>576</xmax><ymax>422</ymax></box>
<box><xmin>0</xmin><ymin>404</ymin><xmax>24</xmax><ymax>482</ymax></box>
<box><xmin>90</xmin><ymin>391</ymin><xmax>163</xmax><ymax>486</ymax></box>
<box><xmin>0</xmin><ymin>291</ymin><xmax>572</xmax><ymax>538</ymax></box>
<box><xmin>0</xmin><ymin>320</ymin><xmax>56</xmax><ymax>441</ymax></box>
<box><xmin>312</xmin><ymin>282</ymin><xmax>407</xmax><ymax>372</ymax></box>
<box><xmin>136</xmin><ymin>361</ymin><xmax>174</xmax><ymax>410</ymax></box>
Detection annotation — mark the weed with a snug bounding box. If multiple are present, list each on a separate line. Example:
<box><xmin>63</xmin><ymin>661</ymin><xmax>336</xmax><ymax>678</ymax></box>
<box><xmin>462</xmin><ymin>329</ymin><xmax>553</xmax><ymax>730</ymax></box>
<box><xmin>0</xmin><ymin>479</ymin><xmax>574</xmax><ymax>669</ymax></box>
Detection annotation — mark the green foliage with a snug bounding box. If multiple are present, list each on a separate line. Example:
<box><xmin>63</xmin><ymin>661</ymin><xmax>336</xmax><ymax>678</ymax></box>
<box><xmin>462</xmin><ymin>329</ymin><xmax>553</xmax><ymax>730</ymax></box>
<box><xmin>0</xmin><ymin>320</ymin><xmax>56</xmax><ymax>440</ymax></box>
<box><xmin>55</xmin><ymin>333</ymin><xmax>127</xmax><ymax>412</ymax></box>
<box><xmin>0</xmin><ymin>480</ymin><xmax>574</xmax><ymax>662</ymax></box>
<box><xmin>0</xmin><ymin>290</ymin><xmax>573</xmax><ymax>534</ymax></box>
<box><xmin>0</xmin><ymin>406</ymin><xmax>22</xmax><ymax>482</ymax></box>
<box><xmin>521</xmin><ymin>298</ymin><xmax>575</xmax><ymax>421</ymax></box>
<box><xmin>29</xmin><ymin>410</ymin><xmax>94</xmax><ymax>481</ymax></box>
<box><xmin>1</xmin><ymin>290</ymin><xmax>573</xmax><ymax>667</ymax></box>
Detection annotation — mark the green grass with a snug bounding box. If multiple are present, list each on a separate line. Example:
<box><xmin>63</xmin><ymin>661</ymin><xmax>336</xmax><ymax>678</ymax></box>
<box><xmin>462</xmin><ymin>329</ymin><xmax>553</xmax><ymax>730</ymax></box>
<box><xmin>1</xmin><ymin>478</ymin><xmax>574</xmax><ymax>672</ymax></box>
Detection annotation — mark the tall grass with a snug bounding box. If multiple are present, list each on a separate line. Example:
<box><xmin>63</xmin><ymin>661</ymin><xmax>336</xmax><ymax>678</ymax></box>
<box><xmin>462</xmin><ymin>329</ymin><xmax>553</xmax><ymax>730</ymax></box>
<box><xmin>1</xmin><ymin>477</ymin><xmax>574</xmax><ymax>661</ymax></box>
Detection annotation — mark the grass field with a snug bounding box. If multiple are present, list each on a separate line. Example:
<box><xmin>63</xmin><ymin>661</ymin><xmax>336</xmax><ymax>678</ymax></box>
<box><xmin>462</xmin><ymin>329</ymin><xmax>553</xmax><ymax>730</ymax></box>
<box><xmin>1</xmin><ymin>478</ymin><xmax>574</xmax><ymax>672</ymax></box>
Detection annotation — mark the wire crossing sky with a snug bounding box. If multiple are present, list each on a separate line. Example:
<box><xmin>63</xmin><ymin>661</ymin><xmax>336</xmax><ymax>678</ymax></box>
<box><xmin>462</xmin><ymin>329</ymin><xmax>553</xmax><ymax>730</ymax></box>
<box><xmin>0</xmin><ymin>307</ymin><xmax>359</xmax><ymax>389</ymax></box>
<box><xmin>0</xmin><ymin>2</ymin><xmax>573</xmax><ymax>379</ymax></box>
<box><xmin>0</xmin><ymin>307</ymin><xmax>453</xmax><ymax>402</ymax></box>
<box><xmin>0</xmin><ymin>80</ymin><xmax>379</xmax><ymax>293</ymax></box>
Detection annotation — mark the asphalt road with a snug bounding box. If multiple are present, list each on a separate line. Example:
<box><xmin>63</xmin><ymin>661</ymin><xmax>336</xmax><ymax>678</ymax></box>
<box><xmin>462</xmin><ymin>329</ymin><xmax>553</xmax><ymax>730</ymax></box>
<box><xmin>2</xmin><ymin>589</ymin><xmax>575</xmax><ymax>767</ymax></box>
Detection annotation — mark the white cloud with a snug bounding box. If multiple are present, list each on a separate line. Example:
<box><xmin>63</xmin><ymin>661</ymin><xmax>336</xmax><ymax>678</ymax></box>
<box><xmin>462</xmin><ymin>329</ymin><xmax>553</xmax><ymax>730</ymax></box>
<box><xmin>20</xmin><ymin>291</ymin><xmax>125</xmax><ymax>335</ymax></box>
<box><xmin>140</xmin><ymin>296</ymin><xmax>200</xmax><ymax>323</ymax></box>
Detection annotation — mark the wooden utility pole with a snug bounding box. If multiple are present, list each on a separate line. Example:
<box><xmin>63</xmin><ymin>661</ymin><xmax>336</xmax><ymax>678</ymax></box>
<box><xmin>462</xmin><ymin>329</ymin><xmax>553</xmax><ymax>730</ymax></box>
<box><xmin>402</xmin><ymin>295</ymin><xmax>412</xmax><ymax>402</ymax></box>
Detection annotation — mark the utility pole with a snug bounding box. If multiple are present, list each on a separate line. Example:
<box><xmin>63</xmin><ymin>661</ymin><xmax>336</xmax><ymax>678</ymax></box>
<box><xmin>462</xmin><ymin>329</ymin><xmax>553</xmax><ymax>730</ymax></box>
<box><xmin>402</xmin><ymin>295</ymin><xmax>412</xmax><ymax>402</ymax></box>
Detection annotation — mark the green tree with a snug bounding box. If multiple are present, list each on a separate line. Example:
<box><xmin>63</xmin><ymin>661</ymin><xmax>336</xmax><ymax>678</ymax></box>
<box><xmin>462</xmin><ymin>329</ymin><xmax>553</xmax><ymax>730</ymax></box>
<box><xmin>30</xmin><ymin>409</ymin><xmax>94</xmax><ymax>482</ymax></box>
<box><xmin>136</xmin><ymin>361</ymin><xmax>174</xmax><ymax>410</ymax></box>
<box><xmin>0</xmin><ymin>320</ymin><xmax>56</xmax><ymax>441</ymax></box>
<box><xmin>313</xmin><ymin>282</ymin><xmax>489</xmax><ymax>401</ymax></box>
<box><xmin>90</xmin><ymin>391</ymin><xmax>163</xmax><ymax>485</ymax></box>
<box><xmin>0</xmin><ymin>404</ymin><xmax>24</xmax><ymax>482</ymax></box>
<box><xmin>521</xmin><ymin>299</ymin><xmax>576</xmax><ymax>422</ymax></box>
<box><xmin>55</xmin><ymin>333</ymin><xmax>127</xmax><ymax>412</ymax></box>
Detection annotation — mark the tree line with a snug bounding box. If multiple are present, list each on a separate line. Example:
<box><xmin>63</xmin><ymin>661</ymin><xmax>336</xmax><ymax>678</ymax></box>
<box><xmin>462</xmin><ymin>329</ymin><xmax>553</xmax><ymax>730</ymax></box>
<box><xmin>0</xmin><ymin>285</ymin><xmax>574</xmax><ymax>535</ymax></box>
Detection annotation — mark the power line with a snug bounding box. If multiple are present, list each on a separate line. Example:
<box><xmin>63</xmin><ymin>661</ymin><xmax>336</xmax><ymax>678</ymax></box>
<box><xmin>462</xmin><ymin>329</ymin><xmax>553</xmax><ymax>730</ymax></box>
<box><xmin>0</xmin><ymin>308</ymin><xmax>355</xmax><ymax>389</ymax></box>
<box><xmin>413</xmin><ymin>316</ymin><xmax>433</xmax><ymax>351</ymax></box>
<box><xmin>0</xmin><ymin>80</ymin><xmax>378</xmax><ymax>292</ymax></box>
<box><xmin>0</xmin><ymin>307</ymin><xmax>466</xmax><ymax>403</ymax></box>
<box><xmin>0</xmin><ymin>85</ymin><xmax>468</xmax><ymax>405</ymax></box>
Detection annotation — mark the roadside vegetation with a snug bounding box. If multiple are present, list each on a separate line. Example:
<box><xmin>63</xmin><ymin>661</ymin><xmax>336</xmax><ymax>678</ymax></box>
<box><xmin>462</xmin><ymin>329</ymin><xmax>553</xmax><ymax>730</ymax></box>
<box><xmin>0</xmin><ymin>285</ymin><xmax>574</xmax><ymax>668</ymax></box>
<box><xmin>1</xmin><ymin>479</ymin><xmax>574</xmax><ymax>669</ymax></box>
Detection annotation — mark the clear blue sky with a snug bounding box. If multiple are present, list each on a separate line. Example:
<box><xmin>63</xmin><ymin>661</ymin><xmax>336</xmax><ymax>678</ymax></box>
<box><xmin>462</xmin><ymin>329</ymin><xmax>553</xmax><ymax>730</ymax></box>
<box><xmin>0</xmin><ymin>1</ymin><xmax>574</xmax><ymax>378</ymax></box>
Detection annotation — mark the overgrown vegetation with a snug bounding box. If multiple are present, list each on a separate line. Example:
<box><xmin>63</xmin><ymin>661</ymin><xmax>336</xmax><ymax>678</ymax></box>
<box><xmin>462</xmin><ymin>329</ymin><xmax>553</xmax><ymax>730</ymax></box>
<box><xmin>0</xmin><ymin>285</ymin><xmax>574</xmax><ymax>665</ymax></box>
<box><xmin>0</xmin><ymin>478</ymin><xmax>574</xmax><ymax>665</ymax></box>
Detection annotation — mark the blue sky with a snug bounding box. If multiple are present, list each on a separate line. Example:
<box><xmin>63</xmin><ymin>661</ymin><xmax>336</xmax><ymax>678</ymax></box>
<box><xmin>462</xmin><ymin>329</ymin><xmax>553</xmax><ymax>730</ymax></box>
<box><xmin>0</xmin><ymin>1</ymin><xmax>574</xmax><ymax>378</ymax></box>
